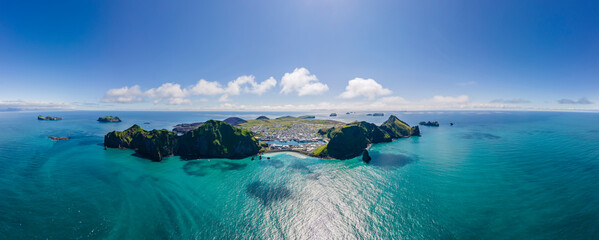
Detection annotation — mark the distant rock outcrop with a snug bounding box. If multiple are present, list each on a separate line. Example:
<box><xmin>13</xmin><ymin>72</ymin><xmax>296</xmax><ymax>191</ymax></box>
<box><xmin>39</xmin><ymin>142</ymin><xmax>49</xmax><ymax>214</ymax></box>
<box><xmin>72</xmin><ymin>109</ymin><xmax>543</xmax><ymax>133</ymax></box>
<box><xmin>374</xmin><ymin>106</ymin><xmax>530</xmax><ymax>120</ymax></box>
<box><xmin>313</xmin><ymin>115</ymin><xmax>419</xmax><ymax>160</ymax></box>
<box><xmin>419</xmin><ymin>121</ymin><xmax>440</xmax><ymax>127</ymax></box>
<box><xmin>362</xmin><ymin>150</ymin><xmax>372</xmax><ymax>163</ymax></box>
<box><xmin>329</xmin><ymin>113</ymin><xmax>337</xmax><ymax>117</ymax></box>
<box><xmin>173</xmin><ymin>122</ymin><xmax>203</xmax><ymax>133</ymax></box>
<box><xmin>256</xmin><ymin>116</ymin><xmax>269</xmax><ymax>120</ymax></box>
<box><xmin>97</xmin><ymin>116</ymin><xmax>121</xmax><ymax>122</ymax></box>
<box><xmin>223</xmin><ymin>117</ymin><xmax>247</xmax><ymax>126</ymax></box>
<box><xmin>38</xmin><ymin>115</ymin><xmax>62</xmax><ymax>121</ymax></box>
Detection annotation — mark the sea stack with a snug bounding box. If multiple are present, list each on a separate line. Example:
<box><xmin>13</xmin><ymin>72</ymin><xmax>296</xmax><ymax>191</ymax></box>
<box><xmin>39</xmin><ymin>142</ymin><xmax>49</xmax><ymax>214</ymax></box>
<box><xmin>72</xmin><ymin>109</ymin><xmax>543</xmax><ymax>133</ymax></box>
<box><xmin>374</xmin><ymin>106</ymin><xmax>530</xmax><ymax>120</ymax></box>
<box><xmin>362</xmin><ymin>150</ymin><xmax>372</xmax><ymax>163</ymax></box>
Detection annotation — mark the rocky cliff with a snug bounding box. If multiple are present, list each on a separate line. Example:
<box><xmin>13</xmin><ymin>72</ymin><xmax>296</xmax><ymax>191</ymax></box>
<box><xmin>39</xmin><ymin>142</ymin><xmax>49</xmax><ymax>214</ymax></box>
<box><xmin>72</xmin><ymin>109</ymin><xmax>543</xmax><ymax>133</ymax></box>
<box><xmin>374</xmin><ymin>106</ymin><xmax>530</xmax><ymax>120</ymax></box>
<box><xmin>313</xmin><ymin>115</ymin><xmax>420</xmax><ymax>160</ymax></box>
<box><xmin>105</xmin><ymin>121</ymin><xmax>263</xmax><ymax>161</ymax></box>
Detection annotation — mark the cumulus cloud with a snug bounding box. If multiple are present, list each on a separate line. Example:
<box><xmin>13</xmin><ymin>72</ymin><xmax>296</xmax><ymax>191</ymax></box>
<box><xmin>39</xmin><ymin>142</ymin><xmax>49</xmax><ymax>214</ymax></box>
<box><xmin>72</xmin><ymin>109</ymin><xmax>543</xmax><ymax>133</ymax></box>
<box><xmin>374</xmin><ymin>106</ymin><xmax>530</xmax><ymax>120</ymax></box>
<box><xmin>427</xmin><ymin>95</ymin><xmax>469</xmax><ymax>104</ymax></box>
<box><xmin>280</xmin><ymin>68</ymin><xmax>329</xmax><ymax>96</ymax></box>
<box><xmin>558</xmin><ymin>97</ymin><xmax>593</xmax><ymax>104</ymax></box>
<box><xmin>144</xmin><ymin>83</ymin><xmax>190</xmax><ymax>105</ymax></box>
<box><xmin>145</xmin><ymin>83</ymin><xmax>188</xmax><ymax>99</ymax></box>
<box><xmin>189</xmin><ymin>79</ymin><xmax>226</xmax><ymax>96</ymax></box>
<box><xmin>226</xmin><ymin>75</ymin><xmax>277</xmax><ymax>95</ymax></box>
<box><xmin>189</xmin><ymin>76</ymin><xmax>277</xmax><ymax>96</ymax></box>
<box><xmin>339</xmin><ymin>78</ymin><xmax>392</xmax><ymax>99</ymax></box>
<box><xmin>490</xmin><ymin>98</ymin><xmax>531</xmax><ymax>104</ymax></box>
<box><xmin>102</xmin><ymin>85</ymin><xmax>144</xmax><ymax>103</ymax></box>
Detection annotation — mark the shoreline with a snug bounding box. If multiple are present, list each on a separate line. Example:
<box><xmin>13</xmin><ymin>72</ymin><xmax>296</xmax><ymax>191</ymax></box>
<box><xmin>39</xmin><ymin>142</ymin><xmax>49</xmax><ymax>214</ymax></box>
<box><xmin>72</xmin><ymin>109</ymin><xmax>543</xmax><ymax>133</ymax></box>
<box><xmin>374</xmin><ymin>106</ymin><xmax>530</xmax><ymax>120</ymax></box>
<box><xmin>262</xmin><ymin>151</ymin><xmax>309</xmax><ymax>159</ymax></box>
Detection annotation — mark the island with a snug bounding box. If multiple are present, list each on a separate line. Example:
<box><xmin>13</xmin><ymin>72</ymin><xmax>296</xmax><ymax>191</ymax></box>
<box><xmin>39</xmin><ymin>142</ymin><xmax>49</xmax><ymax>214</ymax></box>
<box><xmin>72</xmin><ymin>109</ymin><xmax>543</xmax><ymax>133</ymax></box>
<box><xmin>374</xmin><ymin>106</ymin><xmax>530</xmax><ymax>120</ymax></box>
<box><xmin>105</xmin><ymin>120</ymin><xmax>267</xmax><ymax>161</ymax></box>
<box><xmin>38</xmin><ymin>115</ymin><xmax>62</xmax><ymax>120</ymax></box>
<box><xmin>173</xmin><ymin>122</ymin><xmax>203</xmax><ymax>133</ymax></box>
<box><xmin>419</xmin><ymin>121</ymin><xmax>440</xmax><ymax>127</ymax></box>
<box><xmin>98</xmin><ymin>116</ymin><xmax>122</xmax><ymax>122</ymax></box>
<box><xmin>256</xmin><ymin>116</ymin><xmax>269</xmax><ymax>120</ymax></box>
<box><xmin>48</xmin><ymin>136</ymin><xmax>71</xmax><ymax>140</ymax></box>
<box><xmin>313</xmin><ymin>115</ymin><xmax>420</xmax><ymax>160</ymax></box>
<box><xmin>223</xmin><ymin>117</ymin><xmax>247</xmax><ymax>126</ymax></box>
<box><xmin>105</xmin><ymin>114</ymin><xmax>420</xmax><ymax>163</ymax></box>
<box><xmin>330</xmin><ymin>113</ymin><xmax>337</xmax><ymax>117</ymax></box>
<box><xmin>299</xmin><ymin>115</ymin><xmax>316</xmax><ymax>119</ymax></box>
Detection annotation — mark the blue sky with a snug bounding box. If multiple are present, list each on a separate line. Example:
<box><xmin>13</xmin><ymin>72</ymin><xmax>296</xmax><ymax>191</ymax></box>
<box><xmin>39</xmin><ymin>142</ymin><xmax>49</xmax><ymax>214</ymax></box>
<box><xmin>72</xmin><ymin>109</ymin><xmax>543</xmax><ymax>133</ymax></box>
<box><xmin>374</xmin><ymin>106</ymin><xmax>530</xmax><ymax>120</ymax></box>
<box><xmin>1</xmin><ymin>0</ymin><xmax>598</xmax><ymax>111</ymax></box>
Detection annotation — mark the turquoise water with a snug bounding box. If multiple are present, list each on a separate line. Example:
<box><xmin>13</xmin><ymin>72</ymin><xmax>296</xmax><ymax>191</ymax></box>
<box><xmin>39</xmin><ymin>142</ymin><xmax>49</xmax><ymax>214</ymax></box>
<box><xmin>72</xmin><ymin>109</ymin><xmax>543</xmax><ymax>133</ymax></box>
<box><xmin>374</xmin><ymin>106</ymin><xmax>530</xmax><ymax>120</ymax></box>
<box><xmin>1</xmin><ymin>111</ymin><xmax>598</xmax><ymax>239</ymax></box>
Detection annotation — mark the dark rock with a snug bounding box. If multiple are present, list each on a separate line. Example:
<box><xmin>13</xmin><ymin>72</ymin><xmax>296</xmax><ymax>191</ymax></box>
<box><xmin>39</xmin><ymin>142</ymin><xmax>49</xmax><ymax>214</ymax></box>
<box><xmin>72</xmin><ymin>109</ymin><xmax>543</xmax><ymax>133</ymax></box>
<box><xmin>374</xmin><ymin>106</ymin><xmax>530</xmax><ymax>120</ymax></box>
<box><xmin>223</xmin><ymin>117</ymin><xmax>247</xmax><ymax>126</ymax></box>
<box><xmin>314</xmin><ymin>115</ymin><xmax>419</xmax><ymax>159</ymax></box>
<box><xmin>172</xmin><ymin>122</ymin><xmax>203</xmax><ymax>133</ymax></box>
<box><xmin>411</xmin><ymin>126</ymin><xmax>421</xmax><ymax>137</ymax></box>
<box><xmin>176</xmin><ymin>120</ymin><xmax>261</xmax><ymax>160</ymax></box>
<box><xmin>105</xmin><ymin>120</ymin><xmax>263</xmax><ymax>161</ymax></box>
<box><xmin>419</xmin><ymin>121</ymin><xmax>440</xmax><ymax>127</ymax></box>
<box><xmin>362</xmin><ymin>150</ymin><xmax>372</xmax><ymax>163</ymax></box>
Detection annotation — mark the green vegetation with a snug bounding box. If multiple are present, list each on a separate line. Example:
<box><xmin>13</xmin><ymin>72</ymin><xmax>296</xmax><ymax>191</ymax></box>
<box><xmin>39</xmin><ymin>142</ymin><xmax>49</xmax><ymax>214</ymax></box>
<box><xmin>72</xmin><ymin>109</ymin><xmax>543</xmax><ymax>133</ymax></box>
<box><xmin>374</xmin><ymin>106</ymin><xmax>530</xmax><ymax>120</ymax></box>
<box><xmin>419</xmin><ymin>121</ymin><xmax>440</xmax><ymax>127</ymax></box>
<box><xmin>239</xmin><ymin>116</ymin><xmax>342</xmax><ymax>130</ymax></box>
<box><xmin>298</xmin><ymin>115</ymin><xmax>315</xmax><ymax>119</ymax></box>
<box><xmin>105</xmin><ymin>120</ymin><xmax>263</xmax><ymax>161</ymax></box>
<box><xmin>314</xmin><ymin>115</ymin><xmax>420</xmax><ymax>160</ymax></box>
<box><xmin>38</xmin><ymin>115</ymin><xmax>62</xmax><ymax>120</ymax></box>
<box><xmin>381</xmin><ymin>115</ymin><xmax>413</xmax><ymax>138</ymax></box>
<box><xmin>98</xmin><ymin>116</ymin><xmax>121</xmax><ymax>122</ymax></box>
<box><xmin>177</xmin><ymin>120</ymin><xmax>262</xmax><ymax>159</ymax></box>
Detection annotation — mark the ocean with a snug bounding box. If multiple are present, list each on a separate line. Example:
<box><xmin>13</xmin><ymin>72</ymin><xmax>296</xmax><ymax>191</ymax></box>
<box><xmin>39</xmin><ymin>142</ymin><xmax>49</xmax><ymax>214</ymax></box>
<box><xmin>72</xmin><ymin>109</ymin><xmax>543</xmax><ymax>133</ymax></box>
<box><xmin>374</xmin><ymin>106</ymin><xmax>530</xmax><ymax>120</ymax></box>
<box><xmin>0</xmin><ymin>111</ymin><xmax>598</xmax><ymax>239</ymax></box>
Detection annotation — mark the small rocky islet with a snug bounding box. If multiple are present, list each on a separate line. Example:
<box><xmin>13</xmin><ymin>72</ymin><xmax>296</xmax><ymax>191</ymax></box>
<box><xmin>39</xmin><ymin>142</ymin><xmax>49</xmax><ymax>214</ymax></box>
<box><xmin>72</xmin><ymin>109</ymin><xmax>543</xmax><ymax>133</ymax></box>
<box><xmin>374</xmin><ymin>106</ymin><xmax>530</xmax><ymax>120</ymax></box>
<box><xmin>38</xmin><ymin>115</ymin><xmax>62</xmax><ymax>120</ymax></box>
<box><xmin>98</xmin><ymin>116</ymin><xmax>122</xmax><ymax>122</ymax></box>
<box><xmin>104</xmin><ymin>115</ymin><xmax>420</xmax><ymax>163</ymax></box>
<box><xmin>419</xmin><ymin>121</ymin><xmax>440</xmax><ymax>127</ymax></box>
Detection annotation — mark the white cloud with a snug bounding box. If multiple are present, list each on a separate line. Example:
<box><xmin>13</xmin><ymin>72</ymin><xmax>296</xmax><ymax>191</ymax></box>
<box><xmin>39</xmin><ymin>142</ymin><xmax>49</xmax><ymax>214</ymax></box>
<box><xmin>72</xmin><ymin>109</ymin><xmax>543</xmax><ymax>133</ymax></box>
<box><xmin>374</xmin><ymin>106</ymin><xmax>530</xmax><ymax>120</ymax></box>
<box><xmin>145</xmin><ymin>83</ymin><xmax>188</xmax><ymax>98</ymax></box>
<box><xmin>226</xmin><ymin>75</ymin><xmax>277</xmax><ymax>95</ymax></box>
<box><xmin>339</xmin><ymin>78</ymin><xmax>392</xmax><ymax>99</ymax></box>
<box><xmin>218</xmin><ymin>94</ymin><xmax>231</xmax><ymax>102</ymax></box>
<box><xmin>102</xmin><ymin>85</ymin><xmax>143</xmax><ymax>103</ymax></box>
<box><xmin>144</xmin><ymin>83</ymin><xmax>189</xmax><ymax>104</ymax></box>
<box><xmin>427</xmin><ymin>95</ymin><xmax>469</xmax><ymax>104</ymax></box>
<box><xmin>167</xmin><ymin>98</ymin><xmax>191</xmax><ymax>105</ymax></box>
<box><xmin>189</xmin><ymin>79</ymin><xmax>226</xmax><ymax>96</ymax></box>
<box><xmin>280</xmin><ymin>68</ymin><xmax>329</xmax><ymax>96</ymax></box>
<box><xmin>189</xmin><ymin>76</ymin><xmax>277</xmax><ymax>96</ymax></box>
<box><xmin>249</xmin><ymin>77</ymin><xmax>277</xmax><ymax>95</ymax></box>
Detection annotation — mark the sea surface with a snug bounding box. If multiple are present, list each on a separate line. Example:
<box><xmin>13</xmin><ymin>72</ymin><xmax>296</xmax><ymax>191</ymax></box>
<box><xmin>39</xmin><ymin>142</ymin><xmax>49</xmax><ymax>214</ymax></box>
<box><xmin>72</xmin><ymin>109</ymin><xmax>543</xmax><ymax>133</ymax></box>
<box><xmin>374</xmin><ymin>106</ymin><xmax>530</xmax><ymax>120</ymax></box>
<box><xmin>1</xmin><ymin>111</ymin><xmax>598</xmax><ymax>239</ymax></box>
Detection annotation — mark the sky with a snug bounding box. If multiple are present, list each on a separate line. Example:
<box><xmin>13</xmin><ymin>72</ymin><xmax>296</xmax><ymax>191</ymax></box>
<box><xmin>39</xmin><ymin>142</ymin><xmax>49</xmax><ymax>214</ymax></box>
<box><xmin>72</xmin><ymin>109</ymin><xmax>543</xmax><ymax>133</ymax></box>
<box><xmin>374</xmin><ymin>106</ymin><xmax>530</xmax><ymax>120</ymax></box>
<box><xmin>0</xmin><ymin>0</ymin><xmax>598</xmax><ymax>111</ymax></box>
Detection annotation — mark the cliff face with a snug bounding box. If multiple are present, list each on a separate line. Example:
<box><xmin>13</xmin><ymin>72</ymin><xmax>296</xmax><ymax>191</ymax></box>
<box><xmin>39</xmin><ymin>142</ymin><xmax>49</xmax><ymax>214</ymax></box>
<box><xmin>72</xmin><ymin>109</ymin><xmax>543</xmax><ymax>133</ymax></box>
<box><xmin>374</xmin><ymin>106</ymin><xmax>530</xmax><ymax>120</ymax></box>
<box><xmin>177</xmin><ymin>120</ymin><xmax>261</xmax><ymax>159</ymax></box>
<box><xmin>380</xmin><ymin>115</ymin><xmax>413</xmax><ymax>138</ymax></box>
<box><xmin>104</xmin><ymin>124</ymin><xmax>144</xmax><ymax>148</ymax></box>
<box><xmin>314</xmin><ymin>115</ymin><xmax>419</xmax><ymax>160</ymax></box>
<box><xmin>134</xmin><ymin>129</ymin><xmax>178</xmax><ymax>161</ymax></box>
<box><xmin>105</xmin><ymin>120</ymin><xmax>262</xmax><ymax>161</ymax></box>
